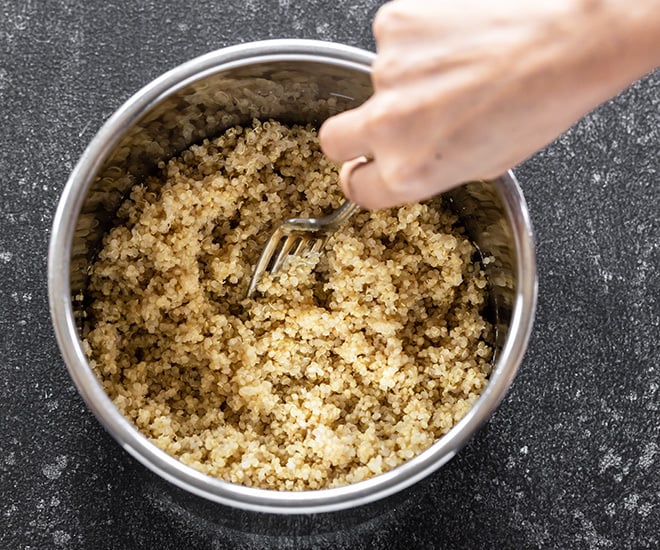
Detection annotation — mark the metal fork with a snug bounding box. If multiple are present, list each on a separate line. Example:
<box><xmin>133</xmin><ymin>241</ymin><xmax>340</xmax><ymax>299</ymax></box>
<box><xmin>246</xmin><ymin>199</ymin><xmax>360</xmax><ymax>298</ymax></box>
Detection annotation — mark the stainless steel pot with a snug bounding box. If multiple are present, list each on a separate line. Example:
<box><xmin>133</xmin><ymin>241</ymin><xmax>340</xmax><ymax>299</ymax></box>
<box><xmin>48</xmin><ymin>39</ymin><xmax>537</xmax><ymax>514</ymax></box>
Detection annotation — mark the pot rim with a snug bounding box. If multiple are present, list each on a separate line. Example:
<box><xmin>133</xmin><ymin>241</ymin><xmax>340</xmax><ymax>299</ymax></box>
<box><xmin>48</xmin><ymin>39</ymin><xmax>537</xmax><ymax>514</ymax></box>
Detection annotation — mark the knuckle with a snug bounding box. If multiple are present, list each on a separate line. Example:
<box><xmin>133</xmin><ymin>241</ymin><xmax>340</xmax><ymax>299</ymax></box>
<box><xmin>318</xmin><ymin>135</ymin><xmax>340</xmax><ymax>162</ymax></box>
<box><xmin>318</xmin><ymin>115</ymin><xmax>354</xmax><ymax>161</ymax></box>
<box><xmin>317</xmin><ymin>121</ymin><xmax>334</xmax><ymax>152</ymax></box>
<box><xmin>383</xmin><ymin>156</ymin><xmax>439</xmax><ymax>205</ymax></box>
<box><xmin>371</xmin><ymin>55</ymin><xmax>399</xmax><ymax>90</ymax></box>
<box><xmin>382</xmin><ymin>166</ymin><xmax>413</xmax><ymax>200</ymax></box>
<box><xmin>372</xmin><ymin>2</ymin><xmax>402</xmax><ymax>42</ymax></box>
<box><xmin>390</xmin><ymin>164</ymin><xmax>414</xmax><ymax>190</ymax></box>
<box><xmin>364</xmin><ymin>94</ymin><xmax>398</xmax><ymax>139</ymax></box>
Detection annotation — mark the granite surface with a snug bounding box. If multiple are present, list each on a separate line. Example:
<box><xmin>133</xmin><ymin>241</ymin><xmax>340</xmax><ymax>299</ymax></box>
<box><xmin>1</xmin><ymin>1</ymin><xmax>658</xmax><ymax>548</ymax></box>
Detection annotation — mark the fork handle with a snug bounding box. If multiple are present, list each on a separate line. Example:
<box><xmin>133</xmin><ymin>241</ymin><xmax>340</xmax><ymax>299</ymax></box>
<box><xmin>285</xmin><ymin>199</ymin><xmax>360</xmax><ymax>232</ymax></box>
<box><xmin>319</xmin><ymin>199</ymin><xmax>360</xmax><ymax>230</ymax></box>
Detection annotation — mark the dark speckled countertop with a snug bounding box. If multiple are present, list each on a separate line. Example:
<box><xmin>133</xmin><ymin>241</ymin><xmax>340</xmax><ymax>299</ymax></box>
<box><xmin>1</xmin><ymin>1</ymin><xmax>658</xmax><ymax>548</ymax></box>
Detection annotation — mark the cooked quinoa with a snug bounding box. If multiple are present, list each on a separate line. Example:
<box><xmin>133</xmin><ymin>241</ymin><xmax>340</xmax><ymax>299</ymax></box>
<box><xmin>83</xmin><ymin>119</ymin><xmax>493</xmax><ymax>490</ymax></box>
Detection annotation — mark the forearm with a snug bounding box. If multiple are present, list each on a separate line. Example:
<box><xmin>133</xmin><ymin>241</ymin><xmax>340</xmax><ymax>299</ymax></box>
<box><xmin>591</xmin><ymin>0</ymin><xmax>660</xmax><ymax>71</ymax></box>
<box><xmin>496</xmin><ymin>0</ymin><xmax>660</xmax><ymax>145</ymax></box>
<box><xmin>572</xmin><ymin>0</ymin><xmax>660</xmax><ymax>105</ymax></box>
<box><xmin>319</xmin><ymin>0</ymin><xmax>660</xmax><ymax>210</ymax></box>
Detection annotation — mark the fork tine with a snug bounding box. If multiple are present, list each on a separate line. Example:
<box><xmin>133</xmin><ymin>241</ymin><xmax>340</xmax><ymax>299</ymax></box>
<box><xmin>270</xmin><ymin>234</ymin><xmax>309</xmax><ymax>274</ymax></box>
<box><xmin>290</xmin><ymin>236</ymin><xmax>308</xmax><ymax>256</ymax></box>
<box><xmin>291</xmin><ymin>235</ymin><xmax>313</xmax><ymax>256</ymax></box>
<box><xmin>246</xmin><ymin>229</ymin><xmax>286</xmax><ymax>298</ymax></box>
<box><xmin>308</xmin><ymin>238</ymin><xmax>326</xmax><ymax>254</ymax></box>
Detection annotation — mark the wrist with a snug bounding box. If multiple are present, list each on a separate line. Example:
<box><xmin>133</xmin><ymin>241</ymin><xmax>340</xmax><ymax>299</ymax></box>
<box><xmin>584</xmin><ymin>0</ymin><xmax>660</xmax><ymax>75</ymax></box>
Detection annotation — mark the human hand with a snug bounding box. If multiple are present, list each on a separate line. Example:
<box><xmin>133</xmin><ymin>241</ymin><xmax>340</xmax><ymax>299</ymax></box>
<box><xmin>320</xmin><ymin>0</ymin><xmax>660</xmax><ymax>209</ymax></box>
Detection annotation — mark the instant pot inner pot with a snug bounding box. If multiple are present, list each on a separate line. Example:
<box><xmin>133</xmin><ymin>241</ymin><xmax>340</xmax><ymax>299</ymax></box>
<box><xmin>70</xmin><ymin>59</ymin><xmax>515</xmax><ymax>365</ymax></box>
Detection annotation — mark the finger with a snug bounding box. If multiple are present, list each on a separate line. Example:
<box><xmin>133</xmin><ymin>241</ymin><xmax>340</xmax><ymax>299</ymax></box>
<box><xmin>338</xmin><ymin>156</ymin><xmax>371</xmax><ymax>201</ymax></box>
<box><xmin>342</xmin><ymin>158</ymin><xmax>451</xmax><ymax>210</ymax></box>
<box><xmin>319</xmin><ymin>106</ymin><xmax>372</xmax><ymax>162</ymax></box>
<box><xmin>340</xmin><ymin>159</ymin><xmax>400</xmax><ymax>210</ymax></box>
